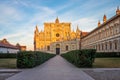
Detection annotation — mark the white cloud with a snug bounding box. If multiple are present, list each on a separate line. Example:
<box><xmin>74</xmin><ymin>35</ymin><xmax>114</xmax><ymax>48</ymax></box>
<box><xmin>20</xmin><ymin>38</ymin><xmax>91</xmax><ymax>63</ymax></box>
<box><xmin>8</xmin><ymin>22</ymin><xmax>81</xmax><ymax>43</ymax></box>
<box><xmin>14</xmin><ymin>0</ymin><xmax>29</xmax><ymax>7</ymax></box>
<box><xmin>0</xmin><ymin>0</ymin><xmax>118</xmax><ymax>51</ymax></box>
<box><xmin>0</xmin><ymin>32</ymin><xmax>25</xmax><ymax>39</ymax></box>
<box><xmin>72</xmin><ymin>17</ymin><xmax>97</xmax><ymax>32</ymax></box>
<box><xmin>0</xmin><ymin>31</ymin><xmax>34</xmax><ymax>50</ymax></box>
<box><xmin>0</xmin><ymin>1</ymin><xmax>57</xmax><ymax>50</ymax></box>
<box><xmin>0</xmin><ymin>31</ymin><xmax>3</xmax><ymax>35</ymax></box>
<box><xmin>0</xmin><ymin>4</ymin><xmax>24</xmax><ymax>26</ymax></box>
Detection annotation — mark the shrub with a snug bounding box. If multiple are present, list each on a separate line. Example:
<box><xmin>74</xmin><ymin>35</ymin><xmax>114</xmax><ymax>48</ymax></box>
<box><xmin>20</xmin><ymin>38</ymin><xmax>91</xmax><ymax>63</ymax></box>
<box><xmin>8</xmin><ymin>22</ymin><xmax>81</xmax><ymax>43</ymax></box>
<box><xmin>0</xmin><ymin>53</ymin><xmax>17</xmax><ymax>58</ymax></box>
<box><xmin>61</xmin><ymin>49</ymin><xmax>96</xmax><ymax>67</ymax></box>
<box><xmin>95</xmin><ymin>52</ymin><xmax>120</xmax><ymax>58</ymax></box>
<box><xmin>17</xmin><ymin>51</ymin><xmax>55</xmax><ymax>68</ymax></box>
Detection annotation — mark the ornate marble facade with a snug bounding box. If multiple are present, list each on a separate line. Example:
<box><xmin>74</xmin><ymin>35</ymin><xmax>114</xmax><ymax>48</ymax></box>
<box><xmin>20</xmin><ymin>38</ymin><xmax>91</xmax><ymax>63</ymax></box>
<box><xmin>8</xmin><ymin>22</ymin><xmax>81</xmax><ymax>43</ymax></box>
<box><xmin>34</xmin><ymin>18</ymin><xmax>87</xmax><ymax>54</ymax></box>
<box><xmin>81</xmin><ymin>7</ymin><xmax>120</xmax><ymax>52</ymax></box>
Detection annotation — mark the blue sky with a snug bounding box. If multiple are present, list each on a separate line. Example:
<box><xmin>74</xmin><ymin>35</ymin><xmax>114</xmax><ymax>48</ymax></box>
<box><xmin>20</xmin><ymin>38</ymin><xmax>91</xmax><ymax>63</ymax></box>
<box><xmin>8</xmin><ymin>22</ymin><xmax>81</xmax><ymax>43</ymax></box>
<box><xmin>0</xmin><ymin>0</ymin><xmax>120</xmax><ymax>50</ymax></box>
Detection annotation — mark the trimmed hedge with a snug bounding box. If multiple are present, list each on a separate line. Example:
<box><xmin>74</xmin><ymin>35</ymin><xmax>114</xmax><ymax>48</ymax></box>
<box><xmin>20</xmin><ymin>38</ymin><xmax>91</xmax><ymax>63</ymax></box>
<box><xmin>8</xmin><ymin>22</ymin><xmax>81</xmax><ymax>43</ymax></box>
<box><xmin>0</xmin><ymin>53</ymin><xmax>17</xmax><ymax>58</ymax></box>
<box><xmin>17</xmin><ymin>51</ymin><xmax>55</xmax><ymax>68</ymax></box>
<box><xmin>96</xmin><ymin>52</ymin><xmax>120</xmax><ymax>58</ymax></box>
<box><xmin>61</xmin><ymin>49</ymin><xmax>96</xmax><ymax>67</ymax></box>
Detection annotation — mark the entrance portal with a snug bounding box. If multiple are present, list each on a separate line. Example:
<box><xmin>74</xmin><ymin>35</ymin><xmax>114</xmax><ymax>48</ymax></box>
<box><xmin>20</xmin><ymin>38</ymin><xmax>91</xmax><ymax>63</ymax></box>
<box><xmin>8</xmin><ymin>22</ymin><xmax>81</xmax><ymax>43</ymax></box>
<box><xmin>56</xmin><ymin>44</ymin><xmax>60</xmax><ymax>55</ymax></box>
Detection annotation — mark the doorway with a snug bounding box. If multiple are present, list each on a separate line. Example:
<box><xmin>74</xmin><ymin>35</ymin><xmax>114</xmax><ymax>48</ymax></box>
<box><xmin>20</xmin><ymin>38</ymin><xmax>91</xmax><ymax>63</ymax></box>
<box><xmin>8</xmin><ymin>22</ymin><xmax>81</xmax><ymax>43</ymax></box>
<box><xmin>56</xmin><ymin>44</ymin><xmax>60</xmax><ymax>55</ymax></box>
<box><xmin>56</xmin><ymin>48</ymin><xmax>60</xmax><ymax>55</ymax></box>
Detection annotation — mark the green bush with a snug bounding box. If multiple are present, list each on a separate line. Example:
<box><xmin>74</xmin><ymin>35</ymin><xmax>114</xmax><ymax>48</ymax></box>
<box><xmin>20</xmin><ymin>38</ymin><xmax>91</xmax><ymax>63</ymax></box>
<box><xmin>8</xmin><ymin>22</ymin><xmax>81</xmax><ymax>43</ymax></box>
<box><xmin>95</xmin><ymin>52</ymin><xmax>120</xmax><ymax>58</ymax></box>
<box><xmin>61</xmin><ymin>49</ymin><xmax>96</xmax><ymax>67</ymax></box>
<box><xmin>17</xmin><ymin>51</ymin><xmax>55</xmax><ymax>68</ymax></box>
<box><xmin>0</xmin><ymin>53</ymin><xmax>17</xmax><ymax>58</ymax></box>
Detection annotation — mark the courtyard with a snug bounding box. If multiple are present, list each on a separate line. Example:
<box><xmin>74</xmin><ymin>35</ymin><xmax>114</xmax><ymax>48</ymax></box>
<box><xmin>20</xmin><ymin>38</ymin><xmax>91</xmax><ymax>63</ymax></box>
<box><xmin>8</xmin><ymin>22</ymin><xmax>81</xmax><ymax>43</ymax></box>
<box><xmin>0</xmin><ymin>56</ymin><xmax>119</xmax><ymax>80</ymax></box>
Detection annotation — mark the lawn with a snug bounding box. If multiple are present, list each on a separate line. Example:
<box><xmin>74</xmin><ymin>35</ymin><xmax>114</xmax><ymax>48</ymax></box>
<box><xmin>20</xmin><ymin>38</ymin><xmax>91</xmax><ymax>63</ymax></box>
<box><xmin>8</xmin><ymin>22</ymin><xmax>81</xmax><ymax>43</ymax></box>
<box><xmin>93</xmin><ymin>58</ymin><xmax>120</xmax><ymax>68</ymax></box>
<box><xmin>0</xmin><ymin>59</ymin><xmax>16</xmax><ymax>68</ymax></box>
<box><xmin>0</xmin><ymin>58</ymin><xmax>120</xmax><ymax>68</ymax></box>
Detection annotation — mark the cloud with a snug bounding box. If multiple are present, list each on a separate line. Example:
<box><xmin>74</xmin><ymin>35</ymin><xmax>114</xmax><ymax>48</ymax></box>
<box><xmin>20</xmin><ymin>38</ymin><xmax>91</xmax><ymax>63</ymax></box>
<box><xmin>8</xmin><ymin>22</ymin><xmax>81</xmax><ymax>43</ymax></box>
<box><xmin>0</xmin><ymin>31</ymin><xmax>34</xmax><ymax>50</ymax></box>
<box><xmin>0</xmin><ymin>1</ymin><xmax>56</xmax><ymax>50</ymax></box>
<box><xmin>0</xmin><ymin>31</ymin><xmax>3</xmax><ymax>35</ymax></box>
<box><xmin>0</xmin><ymin>32</ymin><xmax>25</xmax><ymax>39</ymax></box>
<box><xmin>0</xmin><ymin>4</ymin><xmax>24</xmax><ymax>26</ymax></box>
<box><xmin>72</xmin><ymin>17</ymin><xmax>97</xmax><ymax>32</ymax></box>
<box><xmin>14</xmin><ymin>0</ymin><xmax>29</xmax><ymax>7</ymax></box>
<box><xmin>0</xmin><ymin>0</ymin><xmax>119</xmax><ymax>51</ymax></box>
<box><xmin>13</xmin><ymin>0</ymin><xmax>55</xmax><ymax>14</ymax></box>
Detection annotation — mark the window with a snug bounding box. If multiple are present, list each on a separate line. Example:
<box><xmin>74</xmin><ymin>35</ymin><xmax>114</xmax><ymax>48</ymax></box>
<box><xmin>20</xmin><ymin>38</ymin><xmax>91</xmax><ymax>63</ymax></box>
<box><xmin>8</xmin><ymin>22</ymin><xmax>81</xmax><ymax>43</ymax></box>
<box><xmin>109</xmin><ymin>42</ymin><xmax>112</xmax><ymax>50</ymax></box>
<box><xmin>105</xmin><ymin>43</ymin><xmax>107</xmax><ymax>50</ymax></box>
<box><xmin>72</xmin><ymin>45</ymin><xmax>74</xmax><ymax>49</ymax></box>
<box><xmin>102</xmin><ymin>44</ymin><xmax>104</xmax><ymax>50</ymax></box>
<box><xmin>96</xmin><ymin>45</ymin><xmax>97</xmax><ymax>49</ymax></box>
<box><xmin>66</xmin><ymin>45</ymin><xmax>68</xmax><ymax>51</ymax></box>
<box><xmin>99</xmin><ymin>44</ymin><xmax>100</xmax><ymax>50</ymax></box>
<box><xmin>47</xmin><ymin>46</ymin><xmax>50</xmax><ymax>51</ymax></box>
<box><xmin>114</xmin><ymin>41</ymin><xmax>117</xmax><ymax>50</ymax></box>
<box><xmin>56</xmin><ymin>33</ymin><xmax>60</xmax><ymax>37</ymax></box>
<box><xmin>7</xmin><ymin>51</ymin><xmax>9</xmax><ymax>53</ymax></box>
<box><xmin>41</xmin><ymin>46</ymin><xmax>43</xmax><ymax>50</ymax></box>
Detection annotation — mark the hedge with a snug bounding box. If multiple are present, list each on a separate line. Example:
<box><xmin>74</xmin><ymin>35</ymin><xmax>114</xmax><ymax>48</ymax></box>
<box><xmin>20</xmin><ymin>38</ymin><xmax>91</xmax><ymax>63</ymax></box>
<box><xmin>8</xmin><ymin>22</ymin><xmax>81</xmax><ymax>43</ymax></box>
<box><xmin>0</xmin><ymin>53</ymin><xmax>17</xmax><ymax>58</ymax></box>
<box><xmin>61</xmin><ymin>49</ymin><xmax>96</xmax><ymax>67</ymax></box>
<box><xmin>17</xmin><ymin>51</ymin><xmax>55</xmax><ymax>68</ymax></box>
<box><xmin>95</xmin><ymin>52</ymin><xmax>120</xmax><ymax>58</ymax></box>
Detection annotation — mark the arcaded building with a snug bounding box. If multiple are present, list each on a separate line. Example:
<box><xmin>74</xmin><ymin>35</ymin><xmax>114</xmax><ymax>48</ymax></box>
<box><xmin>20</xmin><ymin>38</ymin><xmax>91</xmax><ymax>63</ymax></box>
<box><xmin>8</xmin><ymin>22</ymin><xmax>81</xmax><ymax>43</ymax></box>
<box><xmin>81</xmin><ymin>7</ymin><xmax>120</xmax><ymax>52</ymax></box>
<box><xmin>34</xmin><ymin>18</ymin><xmax>87</xmax><ymax>54</ymax></box>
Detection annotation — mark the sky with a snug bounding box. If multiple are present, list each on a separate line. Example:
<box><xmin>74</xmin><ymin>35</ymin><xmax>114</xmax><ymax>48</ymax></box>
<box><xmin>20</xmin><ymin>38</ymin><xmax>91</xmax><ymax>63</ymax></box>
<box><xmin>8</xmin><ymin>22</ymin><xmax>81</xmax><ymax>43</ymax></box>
<box><xmin>0</xmin><ymin>0</ymin><xmax>120</xmax><ymax>50</ymax></box>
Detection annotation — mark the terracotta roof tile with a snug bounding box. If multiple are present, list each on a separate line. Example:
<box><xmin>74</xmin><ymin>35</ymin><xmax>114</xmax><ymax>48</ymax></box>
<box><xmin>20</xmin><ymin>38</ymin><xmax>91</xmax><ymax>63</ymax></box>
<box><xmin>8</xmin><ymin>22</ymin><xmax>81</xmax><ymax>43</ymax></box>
<box><xmin>0</xmin><ymin>41</ymin><xmax>18</xmax><ymax>49</ymax></box>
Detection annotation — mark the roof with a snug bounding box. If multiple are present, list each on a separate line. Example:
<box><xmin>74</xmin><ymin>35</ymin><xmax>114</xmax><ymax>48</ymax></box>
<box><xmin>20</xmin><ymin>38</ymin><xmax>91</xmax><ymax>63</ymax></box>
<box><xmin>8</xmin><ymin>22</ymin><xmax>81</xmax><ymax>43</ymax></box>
<box><xmin>81</xmin><ymin>14</ymin><xmax>120</xmax><ymax>39</ymax></box>
<box><xmin>0</xmin><ymin>39</ymin><xmax>18</xmax><ymax>49</ymax></box>
<box><xmin>20</xmin><ymin>46</ymin><xmax>26</xmax><ymax>48</ymax></box>
<box><xmin>81</xmin><ymin>32</ymin><xmax>88</xmax><ymax>37</ymax></box>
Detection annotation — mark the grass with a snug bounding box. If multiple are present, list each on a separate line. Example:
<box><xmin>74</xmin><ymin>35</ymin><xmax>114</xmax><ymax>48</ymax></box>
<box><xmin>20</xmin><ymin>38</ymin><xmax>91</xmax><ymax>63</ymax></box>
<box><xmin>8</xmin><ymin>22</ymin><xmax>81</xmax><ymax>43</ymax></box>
<box><xmin>0</xmin><ymin>58</ymin><xmax>16</xmax><ymax>69</ymax></box>
<box><xmin>93</xmin><ymin>58</ymin><xmax>120</xmax><ymax>68</ymax></box>
<box><xmin>0</xmin><ymin>58</ymin><xmax>120</xmax><ymax>68</ymax></box>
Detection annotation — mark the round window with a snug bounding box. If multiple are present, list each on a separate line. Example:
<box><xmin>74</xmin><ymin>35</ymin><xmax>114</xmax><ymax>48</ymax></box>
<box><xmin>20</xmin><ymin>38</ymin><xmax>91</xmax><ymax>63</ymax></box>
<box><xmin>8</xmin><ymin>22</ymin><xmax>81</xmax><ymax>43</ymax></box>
<box><xmin>56</xmin><ymin>33</ymin><xmax>60</xmax><ymax>37</ymax></box>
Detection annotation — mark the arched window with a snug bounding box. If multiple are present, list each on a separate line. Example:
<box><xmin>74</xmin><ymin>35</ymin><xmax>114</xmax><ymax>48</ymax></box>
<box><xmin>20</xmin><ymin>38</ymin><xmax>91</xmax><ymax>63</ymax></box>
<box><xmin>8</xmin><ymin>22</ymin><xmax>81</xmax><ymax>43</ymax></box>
<box><xmin>47</xmin><ymin>46</ymin><xmax>50</xmax><ymax>51</ymax></box>
<box><xmin>41</xmin><ymin>46</ymin><xmax>43</xmax><ymax>50</ymax></box>
<box><xmin>114</xmin><ymin>40</ymin><xmax>118</xmax><ymax>50</ymax></box>
<box><xmin>66</xmin><ymin>45</ymin><xmax>68</xmax><ymax>51</ymax></box>
<box><xmin>99</xmin><ymin>44</ymin><xmax>100</xmax><ymax>51</ymax></box>
<box><xmin>105</xmin><ymin>43</ymin><xmax>107</xmax><ymax>50</ymax></box>
<box><xmin>72</xmin><ymin>45</ymin><xmax>74</xmax><ymax>49</ymax></box>
<box><xmin>97</xmin><ymin>44</ymin><xmax>99</xmax><ymax>51</ymax></box>
<box><xmin>109</xmin><ymin>41</ymin><xmax>112</xmax><ymax>50</ymax></box>
<box><xmin>102</xmin><ymin>43</ymin><xmax>104</xmax><ymax>50</ymax></box>
<box><xmin>96</xmin><ymin>45</ymin><xmax>97</xmax><ymax>49</ymax></box>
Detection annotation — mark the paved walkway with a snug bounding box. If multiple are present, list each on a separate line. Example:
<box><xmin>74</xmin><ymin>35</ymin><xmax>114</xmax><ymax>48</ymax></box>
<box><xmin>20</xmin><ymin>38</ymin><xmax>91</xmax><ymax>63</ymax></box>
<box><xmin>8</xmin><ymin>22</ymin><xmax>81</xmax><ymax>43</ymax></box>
<box><xmin>6</xmin><ymin>55</ymin><xmax>94</xmax><ymax>80</ymax></box>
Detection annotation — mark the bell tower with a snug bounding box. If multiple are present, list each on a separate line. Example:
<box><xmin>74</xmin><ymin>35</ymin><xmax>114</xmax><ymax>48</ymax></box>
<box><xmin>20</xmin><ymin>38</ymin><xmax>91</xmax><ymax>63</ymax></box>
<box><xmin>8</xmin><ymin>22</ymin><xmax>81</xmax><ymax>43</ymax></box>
<box><xmin>103</xmin><ymin>14</ymin><xmax>107</xmax><ymax>23</ymax></box>
<box><xmin>98</xmin><ymin>20</ymin><xmax>101</xmax><ymax>27</ymax></box>
<box><xmin>116</xmin><ymin>6</ymin><xmax>120</xmax><ymax>15</ymax></box>
<box><xmin>34</xmin><ymin>25</ymin><xmax>39</xmax><ymax>50</ymax></box>
<box><xmin>55</xmin><ymin>17</ymin><xmax>59</xmax><ymax>23</ymax></box>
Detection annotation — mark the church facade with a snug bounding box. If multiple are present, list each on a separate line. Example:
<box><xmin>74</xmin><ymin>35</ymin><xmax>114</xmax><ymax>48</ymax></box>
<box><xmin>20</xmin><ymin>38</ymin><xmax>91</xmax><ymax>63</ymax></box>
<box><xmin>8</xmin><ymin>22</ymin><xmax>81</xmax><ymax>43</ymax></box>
<box><xmin>34</xmin><ymin>18</ymin><xmax>87</xmax><ymax>54</ymax></box>
<box><xmin>81</xmin><ymin>7</ymin><xmax>120</xmax><ymax>52</ymax></box>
